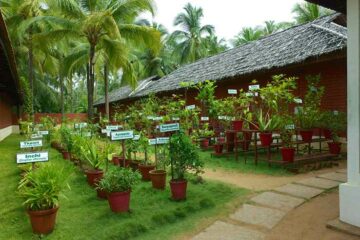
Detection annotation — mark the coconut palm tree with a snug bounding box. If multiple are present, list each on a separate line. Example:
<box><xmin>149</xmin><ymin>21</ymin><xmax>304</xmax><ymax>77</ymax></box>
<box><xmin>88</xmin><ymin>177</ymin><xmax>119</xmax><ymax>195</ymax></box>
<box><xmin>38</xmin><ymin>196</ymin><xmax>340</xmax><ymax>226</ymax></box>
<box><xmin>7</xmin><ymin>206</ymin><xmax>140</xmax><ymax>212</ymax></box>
<box><xmin>232</xmin><ymin>27</ymin><xmax>263</xmax><ymax>47</ymax></box>
<box><xmin>170</xmin><ymin>3</ymin><xmax>215</xmax><ymax>64</ymax></box>
<box><xmin>292</xmin><ymin>2</ymin><xmax>333</xmax><ymax>24</ymax></box>
<box><xmin>203</xmin><ymin>33</ymin><xmax>228</xmax><ymax>56</ymax></box>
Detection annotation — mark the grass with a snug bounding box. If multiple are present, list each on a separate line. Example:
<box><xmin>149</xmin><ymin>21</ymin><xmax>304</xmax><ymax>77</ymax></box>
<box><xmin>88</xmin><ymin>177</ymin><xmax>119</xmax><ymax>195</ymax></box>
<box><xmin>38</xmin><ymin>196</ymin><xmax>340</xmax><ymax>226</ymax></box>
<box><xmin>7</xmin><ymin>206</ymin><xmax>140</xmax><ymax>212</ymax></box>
<box><xmin>199</xmin><ymin>149</ymin><xmax>292</xmax><ymax>176</ymax></box>
<box><xmin>0</xmin><ymin>135</ymin><xmax>249</xmax><ymax>240</ymax></box>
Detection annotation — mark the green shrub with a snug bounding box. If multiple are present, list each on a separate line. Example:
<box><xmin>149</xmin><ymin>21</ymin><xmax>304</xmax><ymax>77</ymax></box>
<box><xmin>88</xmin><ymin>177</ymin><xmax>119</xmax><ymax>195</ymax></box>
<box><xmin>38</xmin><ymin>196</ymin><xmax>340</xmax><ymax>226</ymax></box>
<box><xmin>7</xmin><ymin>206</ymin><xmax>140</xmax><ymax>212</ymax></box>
<box><xmin>97</xmin><ymin>167</ymin><xmax>141</xmax><ymax>193</ymax></box>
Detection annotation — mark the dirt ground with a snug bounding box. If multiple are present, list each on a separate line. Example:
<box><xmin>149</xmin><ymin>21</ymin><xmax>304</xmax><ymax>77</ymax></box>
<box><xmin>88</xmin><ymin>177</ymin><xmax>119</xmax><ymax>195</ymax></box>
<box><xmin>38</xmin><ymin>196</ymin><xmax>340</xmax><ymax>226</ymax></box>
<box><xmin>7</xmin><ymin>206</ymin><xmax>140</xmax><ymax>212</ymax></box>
<box><xmin>266</xmin><ymin>191</ymin><xmax>359</xmax><ymax>240</ymax></box>
<box><xmin>203</xmin><ymin>161</ymin><xmax>347</xmax><ymax>191</ymax></box>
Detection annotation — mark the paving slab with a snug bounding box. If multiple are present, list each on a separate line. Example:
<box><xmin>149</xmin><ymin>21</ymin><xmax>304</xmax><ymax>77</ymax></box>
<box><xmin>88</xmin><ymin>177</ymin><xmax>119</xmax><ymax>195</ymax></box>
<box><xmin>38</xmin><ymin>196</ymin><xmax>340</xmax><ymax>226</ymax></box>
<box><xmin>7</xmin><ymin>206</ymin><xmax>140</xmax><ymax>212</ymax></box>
<box><xmin>337</xmin><ymin>169</ymin><xmax>347</xmax><ymax>174</ymax></box>
<box><xmin>318</xmin><ymin>172</ymin><xmax>347</xmax><ymax>182</ymax></box>
<box><xmin>295</xmin><ymin>177</ymin><xmax>340</xmax><ymax>189</ymax></box>
<box><xmin>274</xmin><ymin>183</ymin><xmax>324</xmax><ymax>199</ymax></box>
<box><xmin>251</xmin><ymin>191</ymin><xmax>305</xmax><ymax>211</ymax></box>
<box><xmin>229</xmin><ymin>204</ymin><xmax>286</xmax><ymax>229</ymax></box>
<box><xmin>327</xmin><ymin>218</ymin><xmax>360</xmax><ymax>237</ymax></box>
<box><xmin>192</xmin><ymin>221</ymin><xmax>265</xmax><ymax>240</ymax></box>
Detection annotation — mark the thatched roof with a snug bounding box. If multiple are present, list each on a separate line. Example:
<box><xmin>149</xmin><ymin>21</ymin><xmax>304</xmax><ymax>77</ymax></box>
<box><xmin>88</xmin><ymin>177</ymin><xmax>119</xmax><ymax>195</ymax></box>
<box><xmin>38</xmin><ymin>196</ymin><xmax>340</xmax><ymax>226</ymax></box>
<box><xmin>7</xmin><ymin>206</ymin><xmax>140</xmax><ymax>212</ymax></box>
<box><xmin>94</xmin><ymin>13</ymin><xmax>346</xmax><ymax>107</ymax></box>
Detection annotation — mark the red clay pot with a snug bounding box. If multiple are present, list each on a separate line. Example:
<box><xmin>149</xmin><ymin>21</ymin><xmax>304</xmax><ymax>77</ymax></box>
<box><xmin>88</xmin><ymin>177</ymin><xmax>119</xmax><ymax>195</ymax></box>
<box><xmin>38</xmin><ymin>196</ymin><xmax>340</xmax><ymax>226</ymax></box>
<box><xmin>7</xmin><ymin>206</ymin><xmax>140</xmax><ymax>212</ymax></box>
<box><xmin>259</xmin><ymin>132</ymin><xmax>273</xmax><ymax>146</ymax></box>
<box><xmin>214</xmin><ymin>144</ymin><xmax>223</xmax><ymax>154</ymax></box>
<box><xmin>129</xmin><ymin>160</ymin><xmax>141</xmax><ymax>171</ymax></box>
<box><xmin>232</xmin><ymin>120</ymin><xmax>243</xmax><ymax>131</ymax></box>
<box><xmin>281</xmin><ymin>147</ymin><xmax>295</xmax><ymax>162</ymax></box>
<box><xmin>300</xmin><ymin>130</ymin><xmax>313</xmax><ymax>142</ymax></box>
<box><xmin>61</xmin><ymin>151</ymin><xmax>71</xmax><ymax>160</ymax></box>
<box><xmin>107</xmin><ymin>190</ymin><xmax>131</xmax><ymax>213</ymax></box>
<box><xmin>27</xmin><ymin>207</ymin><xmax>59</xmax><ymax>235</ymax></box>
<box><xmin>85</xmin><ymin>169</ymin><xmax>103</xmax><ymax>187</ymax></box>
<box><xmin>328</xmin><ymin>142</ymin><xmax>342</xmax><ymax>155</ymax></box>
<box><xmin>323</xmin><ymin>129</ymin><xmax>332</xmax><ymax>139</ymax></box>
<box><xmin>201</xmin><ymin>138</ymin><xmax>210</xmax><ymax>148</ymax></box>
<box><xmin>112</xmin><ymin>155</ymin><xmax>120</xmax><ymax>166</ymax></box>
<box><xmin>138</xmin><ymin>164</ymin><xmax>156</xmax><ymax>181</ymax></box>
<box><xmin>217</xmin><ymin>137</ymin><xmax>225</xmax><ymax>143</ymax></box>
<box><xmin>97</xmin><ymin>189</ymin><xmax>107</xmax><ymax>199</ymax></box>
<box><xmin>150</xmin><ymin>170</ymin><xmax>167</xmax><ymax>190</ymax></box>
<box><xmin>170</xmin><ymin>180</ymin><xmax>188</xmax><ymax>201</ymax></box>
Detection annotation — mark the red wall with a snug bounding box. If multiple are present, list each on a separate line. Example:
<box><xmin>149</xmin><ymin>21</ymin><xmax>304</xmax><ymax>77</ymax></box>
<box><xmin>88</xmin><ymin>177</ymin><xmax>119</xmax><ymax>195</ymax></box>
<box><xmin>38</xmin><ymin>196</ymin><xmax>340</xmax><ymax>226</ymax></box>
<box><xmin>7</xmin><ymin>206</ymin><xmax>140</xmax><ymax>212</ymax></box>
<box><xmin>34</xmin><ymin>113</ymin><xmax>88</xmax><ymax>124</ymax></box>
<box><xmin>0</xmin><ymin>93</ymin><xmax>18</xmax><ymax>128</ymax></box>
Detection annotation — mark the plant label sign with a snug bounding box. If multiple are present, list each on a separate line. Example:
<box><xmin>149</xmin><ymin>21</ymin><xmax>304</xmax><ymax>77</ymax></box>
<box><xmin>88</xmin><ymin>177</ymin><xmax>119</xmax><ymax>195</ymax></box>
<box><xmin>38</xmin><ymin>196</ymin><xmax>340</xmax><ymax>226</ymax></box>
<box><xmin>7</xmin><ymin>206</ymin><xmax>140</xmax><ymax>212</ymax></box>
<box><xmin>106</xmin><ymin>125</ymin><xmax>120</xmax><ymax>131</ymax></box>
<box><xmin>133</xmin><ymin>135</ymin><xmax>140</xmax><ymax>141</ymax></box>
<box><xmin>285</xmin><ymin>124</ymin><xmax>295</xmax><ymax>130</ymax></box>
<box><xmin>157</xmin><ymin>137</ymin><xmax>169</xmax><ymax>145</ymax></box>
<box><xmin>294</xmin><ymin>98</ymin><xmax>303</xmax><ymax>104</ymax></box>
<box><xmin>160</xmin><ymin>123</ymin><xmax>180</xmax><ymax>133</ymax></box>
<box><xmin>74</xmin><ymin>122</ymin><xmax>87</xmax><ymax>129</ymax></box>
<box><xmin>38</xmin><ymin>130</ymin><xmax>49</xmax><ymax>135</ymax></box>
<box><xmin>31</xmin><ymin>134</ymin><xmax>42</xmax><ymax>139</ymax></box>
<box><xmin>101</xmin><ymin>129</ymin><xmax>109</xmax><ymax>134</ymax></box>
<box><xmin>153</xmin><ymin>116</ymin><xmax>163</xmax><ymax>121</ymax></box>
<box><xmin>172</xmin><ymin>117</ymin><xmax>180</xmax><ymax>121</ymax></box>
<box><xmin>249</xmin><ymin>85</ymin><xmax>260</xmax><ymax>91</ymax></box>
<box><xmin>148</xmin><ymin>139</ymin><xmax>157</xmax><ymax>145</ymax></box>
<box><xmin>333</xmin><ymin>110</ymin><xmax>339</xmax><ymax>115</ymax></box>
<box><xmin>83</xmin><ymin>132</ymin><xmax>92</xmax><ymax>137</ymax></box>
<box><xmin>228</xmin><ymin>89</ymin><xmax>238</xmax><ymax>95</ymax></box>
<box><xmin>16</xmin><ymin>152</ymin><xmax>49</xmax><ymax>164</ymax></box>
<box><xmin>20</xmin><ymin>140</ymin><xmax>43</xmax><ymax>149</ymax></box>
<box><xmin>186</xmin><ymin>105</ymin><xmax>196</xmax><ymax>110</ymax></box>
<box><xmin>111</xmin><ymin>131</ymin><xmax>134</xmax><ymax>141</ymax></box>
<box><xmin>201</xmin><ymin>117</ymin><xmax>209</xmax><ymax>121</ymax></box>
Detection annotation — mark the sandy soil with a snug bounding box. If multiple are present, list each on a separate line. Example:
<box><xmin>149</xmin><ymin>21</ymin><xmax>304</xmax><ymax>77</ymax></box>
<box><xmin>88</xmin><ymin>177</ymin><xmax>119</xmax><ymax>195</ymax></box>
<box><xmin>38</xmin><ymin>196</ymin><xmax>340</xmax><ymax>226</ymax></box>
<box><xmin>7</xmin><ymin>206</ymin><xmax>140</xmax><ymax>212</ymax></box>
<box><xmin>203</xmin><ymin>161</ymin><xmax>347</xmax><ymax>191</ymax></box>
<box><xmin>266</xmin><ymin>191</ymin><xmax>359</xmax><ymax>240</ymax></box>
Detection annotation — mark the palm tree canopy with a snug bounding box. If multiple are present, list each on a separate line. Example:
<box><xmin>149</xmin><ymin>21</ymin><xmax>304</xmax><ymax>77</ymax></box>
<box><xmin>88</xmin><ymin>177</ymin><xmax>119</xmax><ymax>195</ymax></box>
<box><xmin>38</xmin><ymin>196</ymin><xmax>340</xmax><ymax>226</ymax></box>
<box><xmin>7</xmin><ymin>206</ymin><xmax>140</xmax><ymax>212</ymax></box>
<box><xmin>292</xmin><ymin>2</ymin><xmax>333</xmax><ymax>24</ymax></box>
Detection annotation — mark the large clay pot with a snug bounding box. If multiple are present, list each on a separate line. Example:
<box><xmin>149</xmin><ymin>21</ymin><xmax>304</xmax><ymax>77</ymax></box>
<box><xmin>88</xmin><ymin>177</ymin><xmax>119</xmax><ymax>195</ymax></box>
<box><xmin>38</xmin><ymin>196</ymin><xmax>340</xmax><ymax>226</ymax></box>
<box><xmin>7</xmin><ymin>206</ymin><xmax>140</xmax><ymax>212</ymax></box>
<box><xmin>27</xmin><ymin>207</ymin><xmax>59</xmax><ymax>234</ymax></box>
<box><xmin>328</xmin><ymin>142</ymin><xmax>342</xmax><ymax>155</ymax></box>
<box><xmin>259</xmin><ymin>132</ymin><xmax>273</xmax><ymax>146</ymax></box>
<box><xmin>107</xmin><ymin>190</ymin><xmax>131</xmax><ymax>213</ymax></box>
<box><xmin>281</xmin><ymin>147</ymin><xmax>295</xmax><ymax>162</ymax></box>
<box><xmin>85</xmin><ymin>169</ymin><xmax>103</xmax><ymax>187</ymax></box>
<box><xmin>149</xmin><ymin>170</ymin><xmax>167</xmax><ymax>190</ymax></box>
<box><xmin>300</xmin><ymin>130</ymin><xmax>313</xmax><ymax>142</ymax></box>
<box><xmin>201</xmin><ymin>138</ymin><xmax>210</xmax><ymax>148</ymax></box>
<box><xmin>232</xmin><ymin>120</ymin><xmax>244</xmax><ymax>131</ymax></box>
<box><xmin>61</xmin><ymin>151</ymin><xmax>71</xmax><ymax>160</ymax></box>
<box><xmin>138</xmin><ymin>164</ymin><xmax>155</xmax><ymax>181</ymax></box>
<box><xmin>112</xmin><ymin>155</ymin><xmax>120</xmax><ymax>166</ymax></box>
<box><xmin>214</xmin><ymin>144</ymin><xmax>223</xmax><ymax>154</ymax></box>
<box><xmin>323</xmin><ymin>129</ymin><xmax>332</xmax><ymax>139</ymax></box>
<box><xmin>170</xmin><ymin>180</ymin><xmax>187</xmax><ymax>201</ymax></box>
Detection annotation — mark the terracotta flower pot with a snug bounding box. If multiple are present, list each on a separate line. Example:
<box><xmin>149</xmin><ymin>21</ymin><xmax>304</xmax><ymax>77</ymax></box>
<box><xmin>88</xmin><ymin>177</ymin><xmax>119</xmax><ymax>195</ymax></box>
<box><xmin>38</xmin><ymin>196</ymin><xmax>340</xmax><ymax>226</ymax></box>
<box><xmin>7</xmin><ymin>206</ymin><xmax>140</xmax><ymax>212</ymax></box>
<box><xmin>328</xmin><ymin>142</ymin><xmax>342</xmax><ymax>155</ymax></box>
<box><xmin>138</xmin><ymin>164</ymin><xmax>155</xmax><ymax>181</ymax></box>
<box><xmin>149</xmin><ymin>170</ymin><xmax>167</xmax><ymax>190</ymax></box>
<box><xmin>217</xmin><ymin>137</ymin><xmax>225</xmax><ymax>144</ymax></box>
<box><xmin>97</xmin><ymin>189</ymin><xmax>107</xmax><ymax>200</ymax></box>
<box><xmin>170</xmin><ymin>180</ymin><xmax>188</xmax><ymax>201</ymax></box>
<box><xmin>281</xmin><ymin>147</ymin><xmax>295</xmax><ymax>162</ymax></box>
<box><xmin>323</xmin><ymin>129</ymin><xmax>332</xmax><ymax>139</ymax></box>
<box><xmin>85</xmin><ymin>169</ymin><xmax>103</xmax><ymax>187</ymax></box>
<box><xmin>300</xmin><ymin>130</ymin><xmax>313</xmax><ymax>142</ymax></box>
<box><xmin>61</xmin><ymin>151</ymin><xmax>71</xmax><ymax>160</ymax></box>
<box><xmin>232</xmin><ymin>120</ymin><xmax>243</xmax><ymax>131</ymax></box>
<box><xmin>259</xmin><ymin>132</ymin><xmax>273</xmax><ymax>146</ymax></box>
<box><xmin>201</xmin><ymin>138</ymin><xmax>210</xmax><ymax>148</ymax></box>
<box><xmin>27</xmin><ymin>207</ymin><xmax>59</xmax><ymax>235</ymax></box>
<box><xmin>214</xmin><ymin>144</ymin><xmax>223</xmax><ymax>154</ymax></box>
<box><xmin>129</xmin><ymin>160</ymin><xmax>141</xmax><ymax>171</ymax></box>
<box><xmin>107</xmin><ymin>190</ymin><xmax>131</xmax><ymax>213</ymax></box>
<box><xmin>112</xmin><ymin>155</ymin><xmax>120</xmax><ymax>166</ymax></box>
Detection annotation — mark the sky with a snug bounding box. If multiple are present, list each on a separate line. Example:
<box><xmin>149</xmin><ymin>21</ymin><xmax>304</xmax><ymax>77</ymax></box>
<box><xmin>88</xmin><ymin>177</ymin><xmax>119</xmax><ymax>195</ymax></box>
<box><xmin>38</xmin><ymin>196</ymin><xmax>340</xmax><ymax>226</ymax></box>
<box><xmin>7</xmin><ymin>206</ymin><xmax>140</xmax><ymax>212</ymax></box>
<box><xmin>141</xmin><ymin>0</ymin><xmax>304</xmax><ymax>41</ymax></box>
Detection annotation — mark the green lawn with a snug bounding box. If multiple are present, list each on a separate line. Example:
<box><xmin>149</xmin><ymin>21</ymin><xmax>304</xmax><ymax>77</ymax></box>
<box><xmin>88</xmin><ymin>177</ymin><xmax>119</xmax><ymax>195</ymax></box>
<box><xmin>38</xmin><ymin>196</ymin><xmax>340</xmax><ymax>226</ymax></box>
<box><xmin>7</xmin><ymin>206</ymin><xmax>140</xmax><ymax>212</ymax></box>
<box><xmin>199</xmin><ymin>149</ymin><xmax>292</xmax><ymax>176</ymax></box>
<box><xmin>0</xmin><ymin>135</ymin><xmax>249</xmax><ymax>240</ymax></box>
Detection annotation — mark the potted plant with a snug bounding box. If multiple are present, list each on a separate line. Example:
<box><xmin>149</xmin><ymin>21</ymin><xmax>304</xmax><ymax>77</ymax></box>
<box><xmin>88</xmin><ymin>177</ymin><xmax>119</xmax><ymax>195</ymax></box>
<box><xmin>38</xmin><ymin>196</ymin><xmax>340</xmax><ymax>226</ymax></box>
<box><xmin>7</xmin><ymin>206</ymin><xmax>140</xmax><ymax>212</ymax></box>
<box><xmin>81</xmin><ymin>140</ymin><xmax>105</xmax><ymax>187</ymax></box>
<box><xmin>326</xmin><ymin>111</ymin><xmax>346</xmax><ymax>155</ymax></box>
<box><xmin>169</xmin><ymin>131</ymin><xmax>204</xmax><ymax>201</ymax></box>
<box><xmin>150</xmin><ymin>143</ymin><xmax>169</xmax><ymax>190</ymax></box>
<box><xmin>18</xmin><ymin>164</ymin><xmax>71</xmax><ymax>235</ymax></box>
<box><xmin>192</xmin><ymin>123</ymin><xmax>214</xmax><ymax>148</ymax></box>
<box><xmin>254</xmin><ymin>109</ymin><xmax>281</xmax><ymax>146</ymax></box>
<box><xmin>97</xmin><ymin>167</ymin><xmax>141</xmax><ymax>213</ymax></box>
<box><xmin>60</xmin><ymin>126</ymin><xmax>75</xmax><ymax>160</ymax></box>
<box><xmin>280</xmin><ymin>127</ymin><xmax>296</xmax><ymax>162</ymax></box>
<box><xmin>138</xmin><ymin>134</ymin><xmax>155</xmax><ymax>181</ymax></box>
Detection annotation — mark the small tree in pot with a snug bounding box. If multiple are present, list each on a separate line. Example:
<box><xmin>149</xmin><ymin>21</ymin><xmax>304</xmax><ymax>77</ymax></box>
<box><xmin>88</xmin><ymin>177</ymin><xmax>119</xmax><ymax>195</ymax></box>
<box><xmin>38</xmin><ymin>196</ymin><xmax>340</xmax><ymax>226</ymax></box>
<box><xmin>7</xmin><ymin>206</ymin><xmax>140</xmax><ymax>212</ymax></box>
<box><xmin>60</xmin><ymin>126</ymin><xmax>75</xmax><ymax>160</ymax></box>
<box><xmin>169</xmin><ymin>131</ymin><xmax>204</xmax><ymax>201</ymax></box>
<box><xmin>279</xmin><ymin>117</ymin><xmax>296</xmax><ymax>162</ymax></box>
<box><xmin>326</xmin><ymin>111</ymin><xmax>346</xmax><ymax>155</ymax></box>
<box><xmin>18</xmin><ymin>164</ymin><xmax>72</xmax><ymax>235</ymax></box>
<box><xmin>81</xmin><ymin>140</ymin><xmax>105</xmax><ymax>187</ymax></box>
<box><xmin>254</xmin><ymin>109</ymin><xmax>281</xmax><ymax>146</ymax></box>
<box><xmin>138</xmin><ymin>134</ymin><xmax>155</xmax><ymax>181</ymax></box>
<box><xmin>150</xmin><ymin>144</ymin><xmax>170</xmax><ymax>190</ymax></box>
<box><xmin>97</xmin><ymin>167</ymin><xmax>141</xmax><ymax>213</ymax></box>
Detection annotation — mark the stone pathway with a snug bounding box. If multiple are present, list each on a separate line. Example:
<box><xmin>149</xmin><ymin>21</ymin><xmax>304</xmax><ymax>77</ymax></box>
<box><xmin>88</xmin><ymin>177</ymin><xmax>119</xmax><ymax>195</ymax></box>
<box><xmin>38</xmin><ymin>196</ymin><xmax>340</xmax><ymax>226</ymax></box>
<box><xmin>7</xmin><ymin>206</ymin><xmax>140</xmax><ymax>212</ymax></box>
<box><xmin>191</xmin><ymin>169</ymin><xmax>347</xmax><ymax>240</ymax></box>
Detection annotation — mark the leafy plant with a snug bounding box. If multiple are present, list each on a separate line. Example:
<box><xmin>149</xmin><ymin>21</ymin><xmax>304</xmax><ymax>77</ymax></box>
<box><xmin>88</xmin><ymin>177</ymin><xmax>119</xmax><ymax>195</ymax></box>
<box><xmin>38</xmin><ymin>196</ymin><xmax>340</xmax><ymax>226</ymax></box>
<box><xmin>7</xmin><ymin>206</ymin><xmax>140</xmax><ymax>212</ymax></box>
<box><xmin>194</xmin><ymin>80</ymin><xmax>218</xmax><ymax>118</ymax></box>
<box><xmin>60</xmin><ymin>126</ymin><xmax>75</xmax><ymax>152</ymax></box>
<box><xmin>97</xmin><ymin>167</ymin><xmax>141</xmax><ymax>193</ymax></box>
<box><xmin>169</xmin><ymin>131</ymin><xmax>204</xmax><ymax>180</ymax></box>
<box><xmin>18</xmin><ymin>164</ymin><xmax>72</xmax><ymax>211</ymax></box>
<box><xmin>254</xmin><ymin>109</ymin><xmax>281</xmax><ymax>132</ymax></box>
<box><xmin>322</xmin><ymin>111</ymin><xmax>346</xmax><ymax>142</ymax></box>
<box><xmin>81</xmin><ymin>140</ymin><xmax>105</xmax><ymax>170</ymax></box>
<box><xmin>19</xmin><ymin>120</ymin><xmax>33</xmax><ymax>139</ymax></box>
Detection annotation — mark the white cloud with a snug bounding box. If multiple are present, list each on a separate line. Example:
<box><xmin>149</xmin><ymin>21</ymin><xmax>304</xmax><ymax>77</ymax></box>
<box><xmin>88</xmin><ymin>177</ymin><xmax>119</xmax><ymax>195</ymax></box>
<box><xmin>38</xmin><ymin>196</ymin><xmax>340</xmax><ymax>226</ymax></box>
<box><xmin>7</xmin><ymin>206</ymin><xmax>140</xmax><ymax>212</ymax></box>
<box><xmin>141</xmin><ymin>0</ymin><xmax>304</xmax><ymax>41</ymax></box>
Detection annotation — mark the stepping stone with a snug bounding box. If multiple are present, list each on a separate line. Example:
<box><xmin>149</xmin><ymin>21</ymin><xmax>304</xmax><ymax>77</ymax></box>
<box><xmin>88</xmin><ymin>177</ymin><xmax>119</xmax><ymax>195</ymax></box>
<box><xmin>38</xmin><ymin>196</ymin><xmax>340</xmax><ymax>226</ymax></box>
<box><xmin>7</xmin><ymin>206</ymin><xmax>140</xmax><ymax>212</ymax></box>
<box><xmin>318</xmin><ymin>172</ymin><xmax>347</xmax><ymax>182</ymax></box>
<box><xmin>337</xmin><ymin>169</ymin><xmax>347</xmax><ymax>174</ymax></box>
<box><xmin>251</xmin><ymin>191</ymin><xmax>305</xmax><ymax>211</ymax></box>
<box><xmin>274</xmin><ymin>183</ymin><xmax>324</xmax><ymax>199</ymax></box>
<box><xmin>229</xmin><ymin>204</ymin><xmax>286</xmax><ymax>229</ymax></box>
<box><xmin>192</xmin><ymin>221</ymin><xmax>265</xmax><ymax>240</ymax></box>
<box><xmin>295</xmin><ymin>177</ymin><xmax>340</xmax><ymax>189</ymax></box>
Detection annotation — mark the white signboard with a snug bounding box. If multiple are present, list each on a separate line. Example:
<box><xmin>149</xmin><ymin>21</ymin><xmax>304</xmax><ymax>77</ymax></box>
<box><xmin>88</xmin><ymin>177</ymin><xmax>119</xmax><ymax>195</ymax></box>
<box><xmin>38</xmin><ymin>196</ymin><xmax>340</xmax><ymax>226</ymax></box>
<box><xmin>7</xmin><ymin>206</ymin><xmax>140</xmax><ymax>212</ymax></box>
<box><xmin>111</xmin><ymin>131</ymin><xmax>134</xmax><ymax>141</ymax></box>
<box><xmin>20</xmin><ymin>140</ymin><xmax>43</xmax><ymax>149</ymax></box>
<box><xmin>147</xmin><ymin>116</ymin><xmax>154</xmax><ymax>120</ymax></box>
<box><xmin>16</xmin><ymin>152</ymin><xmax>49</xmax><ymax>164</ymax></box>
<box><xmin>245</xmin><ymin>92</ymin><xmax>259</xmax><ymax>97</ymax></box>
<box><xmin>172</xmin><ymin>117</ymin><xmax>180</xmax><ymax>121</ymax></box>
<box><xmin>228</xmin><ymin>89</ymin><xmax>238</xmax><ymax>95</ymax></box>
<box><xmin>31</xmin><ymin>134</ymin><xmax>42</xmax><ymax>139</ymax></box>
<box><xmin>133</xmin><ymin>135</ymin><xmax>140</xmax><ymax>141</ymax></box>
<box><xmin>160</xmin><ymin>123</ymin><xmax>180</xmax><ymax>133</ymax></box>
<box><xmin>101</xmin><ymin>129</ymin><xmax>109</xmax><ymax>134</ymax></box>
<box><xmin>285</xmin><ymin>124</ymin><xmax>295</xmax><ymax>130</ymax></box>
<box><xmin>201</xmin><ymin>117</ymin><xmax>209</xmax><ymax>121</ymax></box>
<box><xmin>153</xmin><ymin>117</ymin><xmax>163</xmax><ymax>121</ymax></box>
<box><xmin>157</xmin><ymin>137</ymin><xmax>170</xmax><ymax>145</ymax></box>
<box><xmin>38</xmin><ymin>130</ymin><xmax>49</xmax><ymax>135</ymax></box>
<box><xmin>294</xmin><ymin>98</ymin><xmax>303</xmax><ymax>104</ymax></box>
<box><xmin>148</xmin><ymin>139</ymin><xmax>157</xmax><ymax>145</ymax></box>
<box><xmin>333</xmin><ymin>110</ymin><xmax>339</xmax><ymax>115</ymax></box>
<box><xmin>106</xmin><ymin>125</ymin><xmax>121</xmax><ymax>131</ymax></box>
<box><xmin>83</xmin><ymin>132</ymin><xmax>92</xmax><ymax>137</ymax></box>
<box><xmin>74</xmin><ymin>122</ymin><xmax>87</xmax><ymax>129</ymax></box>
<box><xmin>186</xmin><ymin>105</ymin><xmax>196</xmax><ymax>110</ymax></box>
<box><xmin>249</xmin><ymin>84</ymin><xmax>260</xmax><ymax>91</ymax></box>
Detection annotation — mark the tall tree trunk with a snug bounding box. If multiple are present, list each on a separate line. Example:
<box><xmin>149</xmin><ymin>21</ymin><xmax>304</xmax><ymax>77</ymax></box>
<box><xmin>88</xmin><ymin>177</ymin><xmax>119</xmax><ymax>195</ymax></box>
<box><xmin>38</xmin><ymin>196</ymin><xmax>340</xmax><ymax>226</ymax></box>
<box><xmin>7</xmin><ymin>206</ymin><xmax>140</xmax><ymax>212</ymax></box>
<box><xmin>87</xmin><ymin>45</ymin><xmax>95</xmax><ymax>121</ymax></box>
<box><xmin>28</xmin><ymin>31</ymin><xmax>34</xmax><ymax>117</ymax></box>
<box><xmin>60</xmin><ymin>75</ymin><xmax>64</xmax><ymax>123</ymax></box>
<box><xmin>104</xmin><ymin>64</ymin><xmax>109</xmax><ymax>119</ymax></box>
